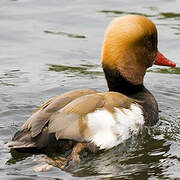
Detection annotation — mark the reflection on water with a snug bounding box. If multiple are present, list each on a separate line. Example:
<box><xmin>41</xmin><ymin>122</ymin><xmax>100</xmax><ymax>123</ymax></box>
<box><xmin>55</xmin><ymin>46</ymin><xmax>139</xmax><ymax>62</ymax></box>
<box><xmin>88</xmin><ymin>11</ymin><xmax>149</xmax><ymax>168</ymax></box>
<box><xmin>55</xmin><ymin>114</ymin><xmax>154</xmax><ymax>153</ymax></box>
<box><xmin>100</xmin><ymin>10</ymin><xmax>180</xmax><ymax>20</ymax></box>
<box><xmin>44</xmin><ymin>30</ymin><xmax>86</xmax><ymax>39</ymax></box>
<box><xmin>6</xmin><ymin>150</ymin><xmax>33</xmax><ymax>165</ymax></box>
<box><xmin>99</xmin><ymin>10</ymin><xmax>155</xmax><ymax>17</ymax></box>
<box><xmin>159</xmin><ymin>12</ymin><xmax>180</xmax><ymax>19</ymax></box>
<box><xmin>148</xmin><ymin>67</ymin><xmax>180</xmax><ymax>74</ymax></box>
<box><xmin>48</xmin><ymin>64</ymin><xmax>103</xmax><ymax>78</ymax></box>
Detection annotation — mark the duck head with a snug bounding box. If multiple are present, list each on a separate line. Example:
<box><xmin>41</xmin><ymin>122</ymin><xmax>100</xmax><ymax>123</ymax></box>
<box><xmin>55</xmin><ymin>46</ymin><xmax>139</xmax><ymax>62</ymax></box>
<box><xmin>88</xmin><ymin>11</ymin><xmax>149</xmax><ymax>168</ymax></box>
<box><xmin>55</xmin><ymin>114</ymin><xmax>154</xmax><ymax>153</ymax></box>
<box><xmin>102</xmin><ymin>15</ymin><xmax>176</xmax><ymax>86</ymax></box>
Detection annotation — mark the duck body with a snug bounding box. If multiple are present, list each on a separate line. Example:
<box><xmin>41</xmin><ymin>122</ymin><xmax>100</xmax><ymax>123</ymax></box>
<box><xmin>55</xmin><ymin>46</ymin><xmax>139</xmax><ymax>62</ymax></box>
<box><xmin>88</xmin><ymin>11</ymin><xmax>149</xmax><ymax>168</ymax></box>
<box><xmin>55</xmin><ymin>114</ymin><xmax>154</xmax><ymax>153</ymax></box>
<box><xmin>7</xmin><ymin>15</ymin><xmax>176</xmax><ymax>169</ymax></box>
<box><xmin>8</xmin><ymin>84</ymin><xmax>157</xmax><ymax>152</ymax></box>
<box><xmin>8</xmin><ymin>88</ymin><xmax>146</xmax><ymax>151</ymax></box>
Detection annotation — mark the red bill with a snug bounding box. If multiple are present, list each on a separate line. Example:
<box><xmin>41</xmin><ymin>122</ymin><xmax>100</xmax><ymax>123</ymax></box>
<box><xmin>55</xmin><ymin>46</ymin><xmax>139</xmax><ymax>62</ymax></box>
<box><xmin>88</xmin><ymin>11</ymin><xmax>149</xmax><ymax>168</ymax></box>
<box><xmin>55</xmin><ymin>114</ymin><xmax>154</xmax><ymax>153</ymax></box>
<box><xmin>154</xmin><ymin>51</ymin><xmax>176</xmax><ymax>67</ymax></box>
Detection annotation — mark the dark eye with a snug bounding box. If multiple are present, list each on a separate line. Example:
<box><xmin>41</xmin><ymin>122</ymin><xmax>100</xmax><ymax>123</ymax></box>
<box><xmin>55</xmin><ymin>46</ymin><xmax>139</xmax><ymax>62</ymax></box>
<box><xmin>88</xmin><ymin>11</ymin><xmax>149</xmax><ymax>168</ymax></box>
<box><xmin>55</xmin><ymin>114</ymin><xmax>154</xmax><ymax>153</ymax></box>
<box><xmin>146</xmin><ymin>34</ymin><xmax>156</xmax><ymax>51</ymax></box>
<box><xmin>147</xmin><ymin>40</ymin><xmax>152</xmax><ymax>47</ymax></box>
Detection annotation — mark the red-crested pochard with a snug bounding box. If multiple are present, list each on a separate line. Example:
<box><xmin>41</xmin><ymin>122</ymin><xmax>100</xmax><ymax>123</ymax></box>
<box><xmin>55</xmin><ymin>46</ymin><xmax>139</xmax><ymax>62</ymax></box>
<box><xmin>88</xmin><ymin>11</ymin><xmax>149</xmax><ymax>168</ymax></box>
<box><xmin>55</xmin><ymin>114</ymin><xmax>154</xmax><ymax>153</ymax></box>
<box><xmin>7</xmin><ymin>15</ymin><xmax>176</xmax><ymax>170</ymax></box>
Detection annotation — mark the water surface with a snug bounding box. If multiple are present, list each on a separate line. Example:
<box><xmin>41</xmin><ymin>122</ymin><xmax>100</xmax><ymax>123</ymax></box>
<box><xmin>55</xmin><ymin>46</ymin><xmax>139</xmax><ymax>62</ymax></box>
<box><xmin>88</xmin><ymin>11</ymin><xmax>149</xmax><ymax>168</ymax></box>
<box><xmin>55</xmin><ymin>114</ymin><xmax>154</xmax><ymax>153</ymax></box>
<box><xmin>0</xmin><ymin>0</ymin><xmax>180</xmax><ymax>179</ymax></box>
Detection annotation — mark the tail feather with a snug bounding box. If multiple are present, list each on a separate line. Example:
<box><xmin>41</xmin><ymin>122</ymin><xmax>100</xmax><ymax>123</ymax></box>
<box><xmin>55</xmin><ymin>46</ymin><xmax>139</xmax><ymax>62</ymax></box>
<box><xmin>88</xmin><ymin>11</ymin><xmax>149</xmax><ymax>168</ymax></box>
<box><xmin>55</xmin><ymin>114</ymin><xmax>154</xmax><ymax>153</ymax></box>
<box><xmin>6</xmin><ymin>129</ymin><xmax>36</xmax><ymax>149</ymax></box>
<box><xmin>5</xmin><ymin>140</ymin><xmax>36</xmax><ymax>149</ymax></box>
<box><xmin>7</xmin><ymin>126</ymin><xmax>55</xmax><ymax>151</ymax></box>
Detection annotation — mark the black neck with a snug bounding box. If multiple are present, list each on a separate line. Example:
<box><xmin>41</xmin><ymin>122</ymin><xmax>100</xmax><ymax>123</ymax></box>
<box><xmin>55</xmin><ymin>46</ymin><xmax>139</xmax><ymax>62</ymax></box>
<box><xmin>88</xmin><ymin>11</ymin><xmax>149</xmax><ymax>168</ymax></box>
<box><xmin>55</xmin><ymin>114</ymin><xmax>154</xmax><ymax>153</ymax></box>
<box><xmin>103</xmin><ymin>67</ymin><xmax>144</xmax><ymax>95</ymax></box>
<box><xmin>103</xmin><ymin>67</ymin><xmax>159</xmax><ymax>126</ymax></box>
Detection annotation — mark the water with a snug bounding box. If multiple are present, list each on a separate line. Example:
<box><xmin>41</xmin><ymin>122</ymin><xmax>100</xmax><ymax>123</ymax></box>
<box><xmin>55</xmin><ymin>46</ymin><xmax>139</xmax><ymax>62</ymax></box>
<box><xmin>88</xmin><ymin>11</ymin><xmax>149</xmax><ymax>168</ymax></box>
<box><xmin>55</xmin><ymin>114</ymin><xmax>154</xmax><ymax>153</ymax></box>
<box><xmin>0</xmin><ymin>0</ymin><xmax>180</xmax><ymax>179</ymax></box>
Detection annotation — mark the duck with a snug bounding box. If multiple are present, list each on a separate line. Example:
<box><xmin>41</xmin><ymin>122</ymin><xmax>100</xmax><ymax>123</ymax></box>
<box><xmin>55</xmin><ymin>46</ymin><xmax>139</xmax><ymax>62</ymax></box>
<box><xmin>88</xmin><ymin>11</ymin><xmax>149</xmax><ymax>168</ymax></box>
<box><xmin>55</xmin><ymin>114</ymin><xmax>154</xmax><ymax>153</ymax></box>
<box><xmin>7</xmin><ymin>15</ymin><xmax>176</xmax><ymax>170</ymax></box>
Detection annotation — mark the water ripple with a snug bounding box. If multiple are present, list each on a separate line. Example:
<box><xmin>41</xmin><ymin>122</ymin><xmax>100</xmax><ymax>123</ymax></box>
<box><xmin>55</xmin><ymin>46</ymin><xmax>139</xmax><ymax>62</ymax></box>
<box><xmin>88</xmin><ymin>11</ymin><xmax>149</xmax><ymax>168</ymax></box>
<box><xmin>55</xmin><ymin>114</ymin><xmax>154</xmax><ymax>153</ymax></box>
<box><xmin>44</xmin><ymin>30</ymin><xmax>86</xmax><ymax>39</ymax></box>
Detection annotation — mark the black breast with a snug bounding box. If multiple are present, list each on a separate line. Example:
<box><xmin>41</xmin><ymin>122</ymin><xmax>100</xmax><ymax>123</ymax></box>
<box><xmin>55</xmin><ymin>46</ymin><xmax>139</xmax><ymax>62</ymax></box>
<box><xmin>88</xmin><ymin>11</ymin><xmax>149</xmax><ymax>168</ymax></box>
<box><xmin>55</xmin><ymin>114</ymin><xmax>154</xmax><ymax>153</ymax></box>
<box><xmin>130</xmin><ymin>87</ymin><xmax>159</xmax><ymax>126</ymax></box>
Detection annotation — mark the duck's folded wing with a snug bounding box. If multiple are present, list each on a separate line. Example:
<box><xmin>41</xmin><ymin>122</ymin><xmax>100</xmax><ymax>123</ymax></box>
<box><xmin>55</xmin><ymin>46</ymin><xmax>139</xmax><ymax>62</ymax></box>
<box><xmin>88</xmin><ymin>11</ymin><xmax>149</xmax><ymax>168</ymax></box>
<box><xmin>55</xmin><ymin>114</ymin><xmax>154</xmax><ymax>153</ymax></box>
<box><xmin>7</xmin><ymin>89</ymin><xmax>99</xmax><ymax>149</ymax></box>
<box><xmin>22</xmin><ymin>89</ymin><xmax>99</xmax><ymax>138</ymax></box>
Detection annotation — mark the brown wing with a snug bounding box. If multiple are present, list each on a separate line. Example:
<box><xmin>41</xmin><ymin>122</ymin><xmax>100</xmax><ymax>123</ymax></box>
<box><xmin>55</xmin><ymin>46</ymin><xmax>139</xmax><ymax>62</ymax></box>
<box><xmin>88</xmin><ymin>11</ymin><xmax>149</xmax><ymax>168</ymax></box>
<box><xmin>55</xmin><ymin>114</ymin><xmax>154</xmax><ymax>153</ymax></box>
<box><xmin>7</xmin><ymin>89</ymin><xmax>99</xmax><ymax>149</ymax></box>
<box><xmin>22</xmin><ymin>89</ymin><xmax>99</xmax><ymax>138</ymax></box>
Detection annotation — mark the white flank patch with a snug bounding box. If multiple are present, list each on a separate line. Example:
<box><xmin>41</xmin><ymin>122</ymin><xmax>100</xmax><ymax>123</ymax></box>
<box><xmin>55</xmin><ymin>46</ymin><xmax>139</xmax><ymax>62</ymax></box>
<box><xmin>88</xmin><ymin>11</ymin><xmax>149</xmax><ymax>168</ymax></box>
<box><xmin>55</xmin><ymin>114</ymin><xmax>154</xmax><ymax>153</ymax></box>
<box><xmin>86</xmin><ymin>103</ymin><xmax>144</xmax><ymax>150</ymax></box>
